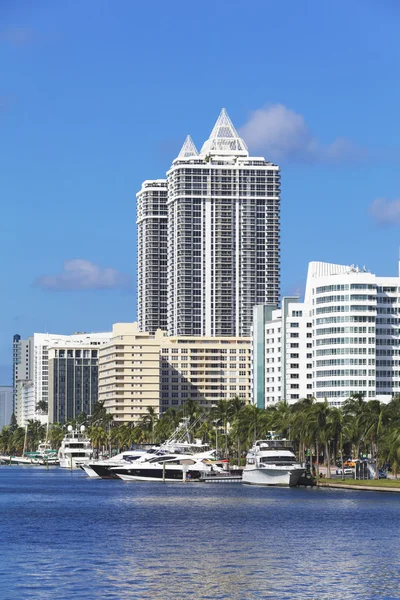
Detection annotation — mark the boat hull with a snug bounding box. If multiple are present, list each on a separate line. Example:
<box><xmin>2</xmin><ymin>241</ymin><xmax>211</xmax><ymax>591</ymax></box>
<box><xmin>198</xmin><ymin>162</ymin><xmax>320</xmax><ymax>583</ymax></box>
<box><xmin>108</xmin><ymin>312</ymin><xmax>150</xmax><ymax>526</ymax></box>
<box><xmin>114</xmin><ymin>467</ymin><xmax>204</xmax><ymax>482</ymax></box>
<box><xmin>81</xmin><ymin>463</ymin><xmax>120</xmax><ymax>479</ymax></box>
<box><xmin>242</xmin><ymin>467</ymin><xmax>305</xmax><ymax>486</ymax></box>
<box><xmin>59</xmin><ymin>457</ymin><xmax>91</xmax><ymax>469</ymax></box>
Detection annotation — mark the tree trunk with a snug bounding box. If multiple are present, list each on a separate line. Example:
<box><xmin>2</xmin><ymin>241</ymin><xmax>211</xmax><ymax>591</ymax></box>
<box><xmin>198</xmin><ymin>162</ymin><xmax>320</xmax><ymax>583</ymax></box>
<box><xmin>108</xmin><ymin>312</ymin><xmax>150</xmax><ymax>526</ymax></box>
<box><xmin>325</xmin><ymin>441</ymin><xmax>331</xmax><ymax>478</ymax></box>
<box><xmin>374</xmin><ymin>441</ymin><xmax>379</xmax><ymax>480</ymax></box>
<box><xmin>315</xmin><ymin>441</ymin><xmax>320</xmax><ymax>479</ymax></box>
<box><xmin>340</xmin><ymin>433</ymin><xmax>345</xmax><ymax>482</ymax></box>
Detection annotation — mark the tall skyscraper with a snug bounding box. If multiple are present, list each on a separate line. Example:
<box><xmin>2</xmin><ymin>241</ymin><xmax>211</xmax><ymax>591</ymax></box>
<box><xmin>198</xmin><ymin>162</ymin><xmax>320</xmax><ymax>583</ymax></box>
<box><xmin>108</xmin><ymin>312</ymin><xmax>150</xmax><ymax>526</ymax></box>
<box><xmin>167</xmin><ymin>109</ymin><xmax>280</xmax><ymax>337</ymax></box>
<box><xmin>136</xmin><ymin>179</ymin><xmax>168</xmax><ymax>334</ymax></box>
<box><xmin>136</xmin><ymin>109</ymin><xmax>280</xmax><ymax>337</ymax></box>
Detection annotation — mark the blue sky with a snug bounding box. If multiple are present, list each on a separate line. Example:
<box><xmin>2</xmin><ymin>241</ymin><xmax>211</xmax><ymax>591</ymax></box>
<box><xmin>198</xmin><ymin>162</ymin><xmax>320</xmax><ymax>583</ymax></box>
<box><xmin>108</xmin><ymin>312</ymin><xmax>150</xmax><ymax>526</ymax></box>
<box><xmin>1</xmin><ymin>0</ymin><xmax>400</xmax><ymax>383</ymax></box>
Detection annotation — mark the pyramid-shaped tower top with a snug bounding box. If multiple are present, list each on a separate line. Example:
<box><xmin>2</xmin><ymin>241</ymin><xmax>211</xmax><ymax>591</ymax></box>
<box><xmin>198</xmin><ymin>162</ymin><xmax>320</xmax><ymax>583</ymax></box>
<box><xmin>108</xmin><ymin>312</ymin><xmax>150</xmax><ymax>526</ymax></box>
<box><xmin>177</xmin><ymin>135</ymin><xmax>199</xmax><ymax>158</ymax></box>
<box><xmin>200</xmin><ymin>108</ymin><xmax>249</xmax><ymax>157</ymax></box>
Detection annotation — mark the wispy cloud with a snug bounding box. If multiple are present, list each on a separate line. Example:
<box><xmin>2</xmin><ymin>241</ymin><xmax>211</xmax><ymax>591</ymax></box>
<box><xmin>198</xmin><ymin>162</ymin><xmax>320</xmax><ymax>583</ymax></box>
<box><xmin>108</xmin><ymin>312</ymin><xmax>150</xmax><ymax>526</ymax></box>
<box><xmin>370</xmin><ymin>198</ymin><xmax>400</xmax><ymax>226</ymax></box>
<box><xmin>239</xmin><ymin>104</ymin><xmax>363</xmax><ymax>163</ymax></box>
<box><xmin>0</xmin><ymin>27</ymin><xmax>36</xmax><ymax>47</ymax></box>
<box><xmin>34</xmin><ymin>259</ymin><xmax>132</xmax><ymax>291</ymax></box>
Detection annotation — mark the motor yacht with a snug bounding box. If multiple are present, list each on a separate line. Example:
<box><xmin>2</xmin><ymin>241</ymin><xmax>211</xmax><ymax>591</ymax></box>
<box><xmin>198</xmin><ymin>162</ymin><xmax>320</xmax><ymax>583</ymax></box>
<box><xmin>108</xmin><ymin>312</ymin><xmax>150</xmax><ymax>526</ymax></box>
<box><xmin>242</xmin><ymin>439</ymin><xmax>304</xmax><ymax>486</ymax></box>
<box><xmin>81</xmin><ymin>449</ymin><xmax>149</xmax><ymax>479</ymax></box>
<box><xmin>58</xmin><ymin>425</ymin><xmax>93</xmax><ymax>469</ymax></box>
<box><xmin>112</xmin><ymin>450</ymin><xmax>221</xmax><ymax>482</ymax></box>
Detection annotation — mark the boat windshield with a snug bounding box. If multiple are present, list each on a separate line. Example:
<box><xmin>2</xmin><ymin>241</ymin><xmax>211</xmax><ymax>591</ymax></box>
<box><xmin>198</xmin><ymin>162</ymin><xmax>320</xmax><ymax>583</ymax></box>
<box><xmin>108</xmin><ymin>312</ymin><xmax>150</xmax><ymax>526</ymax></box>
<box><xmin>260</xmin><ymin>456</ymin><xmax>297</xmax><ymax>464</ymax></box>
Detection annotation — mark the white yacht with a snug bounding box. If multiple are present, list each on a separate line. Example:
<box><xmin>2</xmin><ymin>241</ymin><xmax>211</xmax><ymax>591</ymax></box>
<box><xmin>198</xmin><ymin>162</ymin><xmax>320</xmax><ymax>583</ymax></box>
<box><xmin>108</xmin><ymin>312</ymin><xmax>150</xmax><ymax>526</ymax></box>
<box><xmin>112</xmin><ymin>450</ymin><xmax>221</xmax><ymax>482</ymax></box>
<box><xmin>81</xmin><ymin>449</ymin><xmax>148</xmax><ymax>479</ymax></box>
<box><xmin>242</xmin><ymin>439</ymin><xmax>304</xmax><ymax>486</ymax></box>
<box><xmin>58</xmin><ymin>425</ymin><xmax>93</xmax><ymax>469</ymax></box>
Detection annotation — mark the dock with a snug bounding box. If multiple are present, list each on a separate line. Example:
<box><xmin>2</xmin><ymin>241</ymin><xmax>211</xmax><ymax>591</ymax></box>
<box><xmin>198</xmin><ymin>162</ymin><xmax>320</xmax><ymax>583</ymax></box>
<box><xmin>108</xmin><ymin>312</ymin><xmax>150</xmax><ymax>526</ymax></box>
<box><xmin>200</xmin><ymin>474</ymin><xmax>242</xmax><ymax>483</ymax></box>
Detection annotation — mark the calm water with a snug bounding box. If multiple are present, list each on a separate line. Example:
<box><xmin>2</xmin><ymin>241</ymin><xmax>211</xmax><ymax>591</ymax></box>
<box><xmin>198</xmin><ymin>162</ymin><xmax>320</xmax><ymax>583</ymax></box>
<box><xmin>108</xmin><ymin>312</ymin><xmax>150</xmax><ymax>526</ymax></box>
<box><xmin>1</xmin><ymin>467</ymin><xmax>400</xmax><ymax>599</ymax></box>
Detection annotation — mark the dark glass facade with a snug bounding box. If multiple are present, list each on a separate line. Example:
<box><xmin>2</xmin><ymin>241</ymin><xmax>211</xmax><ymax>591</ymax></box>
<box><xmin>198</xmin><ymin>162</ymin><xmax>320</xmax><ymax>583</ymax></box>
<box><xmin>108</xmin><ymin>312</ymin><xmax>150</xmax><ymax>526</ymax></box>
<box><xmin>50</xmin><ymin>348</ymin><xmax>99</xmax><ymax>423</ymax></box>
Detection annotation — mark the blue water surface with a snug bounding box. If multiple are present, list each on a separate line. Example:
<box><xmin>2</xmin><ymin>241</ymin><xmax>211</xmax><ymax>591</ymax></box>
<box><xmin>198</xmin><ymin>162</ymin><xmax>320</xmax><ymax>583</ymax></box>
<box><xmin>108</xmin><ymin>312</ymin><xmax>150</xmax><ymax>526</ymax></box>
<box><xmin>0</xmin><ymin>466</ymin><xmax>399</xmax><ymax>599</ymax></box>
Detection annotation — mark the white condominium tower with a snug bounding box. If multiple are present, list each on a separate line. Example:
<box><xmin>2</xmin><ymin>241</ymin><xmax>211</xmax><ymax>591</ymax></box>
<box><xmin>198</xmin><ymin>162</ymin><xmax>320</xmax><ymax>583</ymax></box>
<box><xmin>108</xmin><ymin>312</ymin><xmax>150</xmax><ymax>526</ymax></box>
<box><xmin>168</xmin><ymin>110</ymin><xmax>280</xmax><ymax>337</ymax></box>
<box><xmin>137</xmin><ymin>109</ymin><xmax>280</xmax><ymax>337</ymax></box>
<box><xmin>253</xmin><ymin>260</ymin><xmax>400</xmax><ymax>408</ymax></box>
<box><xmin>136</xmin><ymin>180</ymin><xmax>168</xmax><ymax>334</ymax></box>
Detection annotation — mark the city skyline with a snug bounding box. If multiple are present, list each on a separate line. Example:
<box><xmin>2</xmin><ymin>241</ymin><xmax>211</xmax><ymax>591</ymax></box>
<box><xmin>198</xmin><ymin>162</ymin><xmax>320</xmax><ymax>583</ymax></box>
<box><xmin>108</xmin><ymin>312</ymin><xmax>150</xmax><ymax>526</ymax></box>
<box><xmin>2</xmin><ymin>1</ymin><xmax>400</xmax><ymax>382</ymax></box>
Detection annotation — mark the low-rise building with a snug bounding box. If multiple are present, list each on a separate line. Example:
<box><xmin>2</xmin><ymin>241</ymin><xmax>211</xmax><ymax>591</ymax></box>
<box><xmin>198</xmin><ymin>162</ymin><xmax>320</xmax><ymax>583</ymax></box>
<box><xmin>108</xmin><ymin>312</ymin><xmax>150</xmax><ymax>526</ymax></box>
<box><xmin>99</xmin><ymin>323</ymin><xmax>163</xmax><ymax>423</ymax></box>
<box><xmin>159</xmin><ymin>335</ymin><xmax>251</xmax><ymax>412</ymax></box>
<box><xmin>48</xmin><ymin>345</ymin><xmax>103</xmax><ymax>424</ymax></box>
<box><xmin>99</xmin><ymin>323</ymin><xmax>252</xmax><ymax>422</ymax></box>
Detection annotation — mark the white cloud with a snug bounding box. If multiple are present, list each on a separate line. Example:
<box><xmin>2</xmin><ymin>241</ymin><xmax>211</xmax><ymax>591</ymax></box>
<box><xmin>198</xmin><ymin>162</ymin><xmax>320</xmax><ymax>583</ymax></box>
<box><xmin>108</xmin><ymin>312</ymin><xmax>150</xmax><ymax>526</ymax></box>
<box><xmin>370</xmin><ymin>198</ymin><xmax>400</xmax><ymax>226</ymax></box>
<box><xmin>35</xmin><ymin>259</ymin><xmax>132</xmax><ymax>291</ymax></box>
<box><xmin>239</xmin><ymin>104</ymin><xmax>360</xmax><ymax>163</ymax></box>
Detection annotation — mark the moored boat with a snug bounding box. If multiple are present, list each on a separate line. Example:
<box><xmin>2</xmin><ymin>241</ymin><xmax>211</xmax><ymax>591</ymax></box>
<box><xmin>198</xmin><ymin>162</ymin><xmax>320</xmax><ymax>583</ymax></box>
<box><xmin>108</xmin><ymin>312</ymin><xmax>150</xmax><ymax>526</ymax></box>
<box><xmin>242</xmin><ymin>439</ymin><xmax>304</xmax><ymax>486</ymax></box>
<box><xmin>58</xmin><ymin>425</ymin><xmax>93</xmax><ymax>469</ymax></box>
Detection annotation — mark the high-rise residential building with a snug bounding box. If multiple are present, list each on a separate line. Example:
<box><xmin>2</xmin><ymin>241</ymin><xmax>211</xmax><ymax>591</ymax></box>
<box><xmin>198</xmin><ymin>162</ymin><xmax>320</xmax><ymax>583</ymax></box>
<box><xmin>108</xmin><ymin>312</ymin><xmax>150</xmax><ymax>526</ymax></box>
<box><xmin>137</xmin><ymin>109</ymin><xmax>280</xmax><ymax>339</ymax></box>
<box><xmin>136</xmin><ymin>179</ymin><xmax>168</xmax><ymax>334</ymax></box>
<box><xmin>252</xmin><ymin>261</ymin><xmax>400</xmax><ymax>408</ymax></box>
<box><xmin>0</xmin><ymin>386</ymin><xmax>13</xmax><ymax>430</ymax></box>
<box><xmin>48</xmin><ymin>345</ymin><xmax>102</xmax><ymax>424</ymax></box>
<box><xmin>99</xmin><ymin>322</ymin><xmax>252</xmax><ymax>422</ymax></box>
<box><xmin>12</xmin><ymin>334</ymin><xmax>32</xmax><ymax>411</ymax></box>
<box><xmin>167</xmin><ymin>110</ymin><xmax>280</xmax><ymax>337</ymax></box>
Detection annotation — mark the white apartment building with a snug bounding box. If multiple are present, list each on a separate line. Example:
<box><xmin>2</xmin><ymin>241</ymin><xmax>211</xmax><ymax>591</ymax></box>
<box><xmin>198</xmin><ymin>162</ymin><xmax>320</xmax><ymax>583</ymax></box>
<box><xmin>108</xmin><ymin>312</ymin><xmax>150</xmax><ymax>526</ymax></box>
<box><xmin>136</xmin><ymin>179</ymin><xmax>168</xmax><ymax>334</ymax></box>
<box><xmin>252</xmin><ymin>300</ymin><xmax>313</xmax><ymax>407</ymax></box>
<box><xmin>15</xmin><ymin>380</ymin><xmax>45</xmax><ymax>427</ymax></box>
<box><xmin>167</xmin><ymin>109</ymin><xmax>280</xmax><ymax>337</ymax></box>
<box><xmin>33</xmin><ymin>332</ymin><xmax>111</xmax><ymax>412</ymax></box>
<box><xmin>253</xmin><ymin>261</ymin><xmax>400</xmax><ymax>407</ymax></box>
<box><xmin>12</xmin><ymin>334</ymin><xmax>32</xmax><ymax>411</ymax></box>
<box><xmin>99</xmin><ymin>323</ymin><xmax>252</xmax><ymax>422</ymax></box>
<box><xmin>137</xmin><ymin>109</ymin><xmax>280</xmax><ymax>339</ymax></box>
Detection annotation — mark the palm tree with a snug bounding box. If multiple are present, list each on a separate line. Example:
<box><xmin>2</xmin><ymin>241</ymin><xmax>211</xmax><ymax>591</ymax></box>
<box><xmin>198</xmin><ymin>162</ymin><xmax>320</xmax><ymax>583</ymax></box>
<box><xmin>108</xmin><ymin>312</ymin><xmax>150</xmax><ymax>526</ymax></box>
<box><xmin>36</xmin><ymin>400</ymin><xmax>48</xmax><ymax>414</ymax></box>
<box><xmin>327</xmin><ymin>406</ymin><xmax>345</xmax><ymax>480</ymax></box>
<box><xmin>342</xmin><ymin>392</ymin><xmax>367</xmax><ymax>459</ymax></box>
<box><xmin>291</xmin><ymin>397</ymin><xmax>315</xmax><ymax>464</ymax></box>
<box><xmin>89</xmin><ymin>425</ymin><xmax>107</xmax><ymax>455</ymax></box>
<box><xmin>26</xmin><ymin>420</ymin><xmax>46</xmax><ymax>452</ymax></box>
<box><xmin>360</xmin><ymin>400</ymin><xmax>388</xmax><ymax>479</ymax></box>
<box><xmin>139</xmin><ymin>407</ymin><xmax>158</xmax><ymax>443</ymax></box>
<box><xmin>227</xmin><ymin>396</ymin><xmax>246</xmax><ymax>461</ymax></box>
<box><xmin>210</xmin><ymin>400</ymin><xmax>230</xmax><ymax>457</ymax></box>
<box><xmin>48</xmin><ymin>423</ymin><xmax>65</xmax><ymax>449</ymax></box>
<box><xmin>270</xmin><ymin>399</ymin><xmax>293</xmax><ymax>439</ymax></box>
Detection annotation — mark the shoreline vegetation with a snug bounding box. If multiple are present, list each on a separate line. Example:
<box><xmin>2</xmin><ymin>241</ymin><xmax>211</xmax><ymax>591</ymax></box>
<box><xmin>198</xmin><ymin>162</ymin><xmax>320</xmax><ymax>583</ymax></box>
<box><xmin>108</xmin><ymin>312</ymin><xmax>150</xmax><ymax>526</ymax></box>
<box><xmin>2</xmin><ymin>394</ymin><xmax>400</xmax><ymax>484</ymax></box>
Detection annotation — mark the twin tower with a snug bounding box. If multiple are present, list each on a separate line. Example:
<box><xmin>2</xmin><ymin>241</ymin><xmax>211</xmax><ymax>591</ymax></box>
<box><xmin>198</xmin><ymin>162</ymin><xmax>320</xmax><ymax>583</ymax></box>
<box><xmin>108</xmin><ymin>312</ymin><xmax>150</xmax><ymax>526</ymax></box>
<box><xmin>136</xmin><ymin>109</ymin><xmax>281</xmax><ymax>338</ymax></box>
